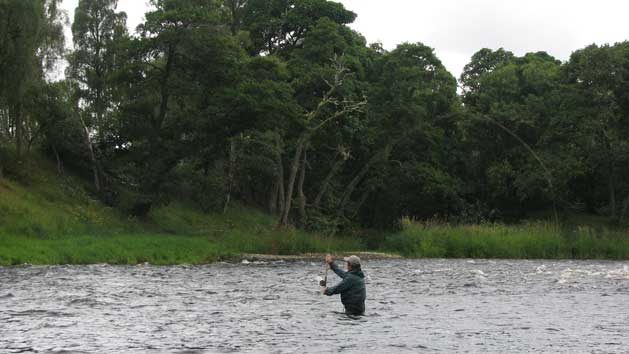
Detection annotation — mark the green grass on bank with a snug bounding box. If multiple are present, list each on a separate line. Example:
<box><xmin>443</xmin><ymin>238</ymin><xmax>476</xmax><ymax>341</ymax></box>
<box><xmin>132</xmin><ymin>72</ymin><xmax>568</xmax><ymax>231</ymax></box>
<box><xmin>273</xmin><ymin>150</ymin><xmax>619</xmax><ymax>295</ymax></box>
<box><xmin>0</xmin><ymin>221</ymin><xmax>364</xmax><ymax>266</ymax></box>
<box><xmin>3</xmin><ymin>155</ymin><xmax>629</xmax><ymax>265</ymax></box>
<box><xmin>0</xmin><ymin>170</ymin><xmax>137</xmax><ymax>238</ymax></box>
<box><xmin>0</xmin><ymin>158</ymin><xmax>364</xmax><ymax>266</ymax></box>
<box><xmin>383</xmin><ymin>222</ymin><xmax>629</xmax><ymax>260</ymax></box>
<box><xmin>0</xmin><ymin>189</ymin><xmax>364</xmax><ymax>266</ymax></box>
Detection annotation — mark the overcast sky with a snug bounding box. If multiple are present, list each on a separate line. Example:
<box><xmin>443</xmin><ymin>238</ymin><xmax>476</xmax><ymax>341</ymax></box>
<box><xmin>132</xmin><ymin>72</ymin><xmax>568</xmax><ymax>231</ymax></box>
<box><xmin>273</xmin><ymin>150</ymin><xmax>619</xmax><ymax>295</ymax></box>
<box><xmin>61</xmin><ymin>0</ymin><xmax>629</xmax><ymax>79</ymax></box>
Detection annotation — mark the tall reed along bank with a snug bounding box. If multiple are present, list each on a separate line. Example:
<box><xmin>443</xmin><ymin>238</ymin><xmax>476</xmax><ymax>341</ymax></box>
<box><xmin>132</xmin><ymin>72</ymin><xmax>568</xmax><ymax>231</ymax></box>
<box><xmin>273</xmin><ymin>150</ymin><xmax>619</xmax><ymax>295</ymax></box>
<box><xmin>384</xmin><ymin>222</ymin><xmax>629</xmax><ymax>260</ymax></box>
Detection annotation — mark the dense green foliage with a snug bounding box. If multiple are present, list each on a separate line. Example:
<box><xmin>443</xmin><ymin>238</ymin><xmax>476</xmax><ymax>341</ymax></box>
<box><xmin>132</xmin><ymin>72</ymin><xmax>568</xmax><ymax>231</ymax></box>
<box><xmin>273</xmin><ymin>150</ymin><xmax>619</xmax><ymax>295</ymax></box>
<box><xmin>2</xmin><ymin>0</ymin><xmax>629</xmax><ymax>243</ymax></box>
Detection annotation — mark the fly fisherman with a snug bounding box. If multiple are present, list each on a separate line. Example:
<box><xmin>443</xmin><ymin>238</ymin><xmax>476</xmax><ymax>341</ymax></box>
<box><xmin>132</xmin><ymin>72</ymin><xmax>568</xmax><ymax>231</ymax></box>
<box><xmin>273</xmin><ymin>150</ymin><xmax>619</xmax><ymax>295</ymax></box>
<box><xmin>322</xmin><ymin>254</ymin><xmax>366</xmax><ymax>316</ymax></box>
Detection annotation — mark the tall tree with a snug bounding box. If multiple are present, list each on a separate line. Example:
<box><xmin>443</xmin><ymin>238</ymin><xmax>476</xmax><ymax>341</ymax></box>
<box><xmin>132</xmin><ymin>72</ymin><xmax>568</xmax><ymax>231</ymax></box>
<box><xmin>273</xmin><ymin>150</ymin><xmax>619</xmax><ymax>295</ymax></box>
<box><xmin>68</xmin><ymin>0</ymin><xmax>127</xmax><ymax>142</ymax></box>
<box><xmin>353</xmin><ymin>42</ymin><xmax>460</xmax><ymax>227</ymax></box>
<box><xmin>564</xmin><ymin>43</ymin><xmax>629</xmax><ymax>219</ymax></box>
<box><xmin>461</xmin><ymin>50</ymin><xmax>570</xmax><ymax>220</ymax></box>
<box><xmin>115</xmin><ymin>0</ymin><xmax>241</xmax><ymax>216</ymax></box>
<box><xmin>274</xmin><ymin>17</ymin><xmax>369</xmax><ymax>227</ymax></box>
<box><xmin>242</xmin><ymin>0</ymin><xmax>356</xmax><ymax>55</ymax></box>
<box><xmin>67</xmin><ymin>0</ymin><xmax>128</xmax><ymax>192</ymax></box>
<box><xmin>0</xmin><ymin>0</ymin><xmax>65</xmax><ymax>159</ymax></box>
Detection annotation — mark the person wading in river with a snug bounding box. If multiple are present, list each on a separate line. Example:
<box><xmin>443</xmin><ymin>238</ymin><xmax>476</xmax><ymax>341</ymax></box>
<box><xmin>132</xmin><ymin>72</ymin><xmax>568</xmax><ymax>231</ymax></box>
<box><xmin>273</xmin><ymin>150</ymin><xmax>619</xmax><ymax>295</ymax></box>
<box><xmin>322</xmin><ymin>254</ymin><xmax>366</xmax><ymax>316</ymax></box>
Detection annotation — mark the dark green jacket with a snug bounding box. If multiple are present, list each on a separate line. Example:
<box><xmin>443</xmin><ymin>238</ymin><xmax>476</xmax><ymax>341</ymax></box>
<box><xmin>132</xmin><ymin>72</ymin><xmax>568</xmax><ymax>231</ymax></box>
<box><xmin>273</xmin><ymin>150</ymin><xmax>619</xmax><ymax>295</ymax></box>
<box><xmin>324</xmin><ymin>262</ymin><xmax>366</xmax><ymax>315</ymax></box>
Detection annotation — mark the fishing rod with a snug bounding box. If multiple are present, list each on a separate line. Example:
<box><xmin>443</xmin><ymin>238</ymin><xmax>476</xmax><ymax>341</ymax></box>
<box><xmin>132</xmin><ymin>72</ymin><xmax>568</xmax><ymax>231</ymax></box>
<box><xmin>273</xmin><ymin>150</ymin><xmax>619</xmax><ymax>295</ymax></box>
<box><xmin>319</xmin><ymin>232</ymin><xmax>333</xmax><ymax>289</ymax></box>
<box><xmin>320</xmin><ymin>262</ymin><xmax>329</xmax><ymax>287</ymax></box>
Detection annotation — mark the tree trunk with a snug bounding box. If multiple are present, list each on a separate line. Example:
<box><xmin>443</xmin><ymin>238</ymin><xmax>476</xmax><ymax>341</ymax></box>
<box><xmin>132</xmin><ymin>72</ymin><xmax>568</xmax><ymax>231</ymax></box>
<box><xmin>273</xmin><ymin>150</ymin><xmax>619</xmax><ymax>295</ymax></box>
<box><xmin>297</xmin><ymin>149</ymin><xmax>308</xmax><ymax>223</ymax></box>
<box><xmin>279</xmin><ymin>132</ymin><xmax>308</xmax><ymax>226</ymax></box>
<box><xmin>274</xmin><ymin>134</ymin><xmax>286</xmax><ymax>218</ymax></box>
<box><xmin>269</xmin><ymin>179</ymin><xmax>279</xmax><ymax>214</ymax></box>
<box><xmin>351</xmin><ymin>189</ymin><xmax>371</xmax><ymax>218</ymax></box>
<box><xmin>14</xmin><ymin>104</ymin><xmax>23</xmax><ymax>158</ymax></box>
<box><xmin>79</xmin><ymin>117</ymin><xmax>101</xmax><ymax>192</ymax></box>
<box><xmin>620</xmin><ymin>196</ymin><xmax>629</xmax><ymax>223</ymax></box>
<box><xmin>227</xmin><ymin>0</ymin><xmax>241</xmax><ymax>35</ymax></box>
<box><xmin>609</xmin><ymin>173</ymin><xmax>617</xmax><ymax>219</ymax></box>
<box><xmin>25</xmin><ymin>113</ymin><xmax>34</xmax><ymax>153</ymax></box>
<box><xmin>224</xmin><ymin>139</ymin><xmax>237</xmax><ymax>214</ymax></box>
<box><xmin>52</xmin><ymin>145</ymin><xmax>63</xmax><ymax>175</ymax></box>
<box><xmin>277</xmin><ymin>159</ymin><xmax>285</xmax><ymax>218</ymax></box>
<box><xmin>338</xmin><ymin>143</ymin><xmax>393</xmax><ymax>217</ymax></box>
<box><xmin>156</xmin><ymin>44</ymin><xmax>175</xmax><ymax>129</ymax></box>
<box><xmin>313</xmin><ymin>156</ymin><xmax>346</xmax><ymax>209</ymax></box>
<box><xmin>269</xmin><ymin>135</ymin><xmax>284</xmax><ymax>215</ymax></box>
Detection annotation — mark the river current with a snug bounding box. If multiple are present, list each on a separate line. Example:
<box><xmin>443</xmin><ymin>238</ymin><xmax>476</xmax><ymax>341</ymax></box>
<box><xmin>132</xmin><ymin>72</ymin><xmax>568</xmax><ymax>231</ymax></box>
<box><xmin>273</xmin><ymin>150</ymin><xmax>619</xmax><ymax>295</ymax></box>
<box><xmin>1</xmin><ymin>259</ymin><xmax>628</xmax><ymax>353</ymax></box>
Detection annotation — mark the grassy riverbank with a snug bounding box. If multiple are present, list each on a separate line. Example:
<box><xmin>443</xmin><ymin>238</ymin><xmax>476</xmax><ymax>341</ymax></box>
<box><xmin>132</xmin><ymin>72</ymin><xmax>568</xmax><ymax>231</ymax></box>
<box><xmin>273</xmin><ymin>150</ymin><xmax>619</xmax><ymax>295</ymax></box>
<box><xmin>383</xmin><ymin>222</ymin><xmax>629</xmax><ymax>260</ymax></box>
<box><xmin>0</xmin><ymin>190</ymin><xmax>364</xmax><ymax>265</ymax></box>
<box><xmin>0</xmin><ymin>160</ymin><xmax>363</xmax><ymax>266</ymax></box>
<box><xmin>0</xmin><ymin>203</ymin><xmax>364</xmax><ymax>266</ymax></box>
<box><xmin>0</xmin><ymin>230</ymin><xmax>364</xmax><ymax>266</ymax></box>
<box><xmin>2</xmin><ymin>157</ymin><xmax>629</xmax><ymax>265</ymax></box>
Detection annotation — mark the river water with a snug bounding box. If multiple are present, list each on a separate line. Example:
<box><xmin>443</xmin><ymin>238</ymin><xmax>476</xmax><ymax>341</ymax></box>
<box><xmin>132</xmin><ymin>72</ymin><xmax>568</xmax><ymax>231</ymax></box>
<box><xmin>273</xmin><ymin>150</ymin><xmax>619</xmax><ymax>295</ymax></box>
<box><xmin>1</xmin><ymin>259</ymin><xmax>628</xmax><ymax>353</ymax></box>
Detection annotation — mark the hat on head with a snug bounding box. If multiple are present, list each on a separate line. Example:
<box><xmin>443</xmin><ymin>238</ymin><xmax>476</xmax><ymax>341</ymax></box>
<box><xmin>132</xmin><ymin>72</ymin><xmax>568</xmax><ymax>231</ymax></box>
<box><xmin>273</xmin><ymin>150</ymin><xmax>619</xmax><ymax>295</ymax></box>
<box><xmin>344</xmin><ymin>255</ymin><xmax>361</xmax><ymax>266</ymax></box>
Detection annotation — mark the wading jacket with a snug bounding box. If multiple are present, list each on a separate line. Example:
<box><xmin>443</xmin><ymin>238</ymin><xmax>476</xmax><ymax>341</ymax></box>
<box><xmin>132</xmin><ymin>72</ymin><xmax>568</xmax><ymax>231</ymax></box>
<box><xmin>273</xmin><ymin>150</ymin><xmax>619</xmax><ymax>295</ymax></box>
<box><xmin>324</xmin><ymin>263</ymin><xmax>366</xmax><ymax>315</ymax></box>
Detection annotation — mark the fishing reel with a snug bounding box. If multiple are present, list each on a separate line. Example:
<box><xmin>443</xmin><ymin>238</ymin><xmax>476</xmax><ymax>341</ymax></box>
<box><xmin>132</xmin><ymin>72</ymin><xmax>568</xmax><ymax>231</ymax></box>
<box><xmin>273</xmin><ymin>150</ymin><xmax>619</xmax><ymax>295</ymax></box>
<box><xmin>319</xmin><ymin>279</ymin><xmax>327</xmax><ymax>287</ymax></box>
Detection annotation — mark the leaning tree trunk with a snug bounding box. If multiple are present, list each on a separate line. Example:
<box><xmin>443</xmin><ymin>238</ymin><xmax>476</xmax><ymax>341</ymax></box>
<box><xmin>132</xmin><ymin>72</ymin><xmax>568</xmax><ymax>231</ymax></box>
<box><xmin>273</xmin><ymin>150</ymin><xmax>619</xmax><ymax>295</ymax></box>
<box><xmin>269</xmin><ymin>179</ymin><xmax>279</xmax><ymax>214</ymax></box>
<box><xmin>52</xmin><ymin>145</ymin><xmax>63</xmax><ymax>175</ymax></box>
<box><xmin>351</xmin><ymin>189</ymin><xmax>371</xmax><ymax>218</ymax></box>
<box><xmin>224</xmin><ymin>139</ymin><xmax>237</xmax><ymax>214</ymax></box>
<box><xmin>620</xmin><ymin>196</ymin><xmax>629</xmax><ymax>223</ymax></box>
<box><xmin>269</xmin><ymin>134</ymin><xmax>286</xmax><ymax>216</ymax></box>
<box><xmin>79</xmin><ymin>117</ymin><xmax>101</xmax><ymax>192</ymax></box>
<box><xmin>313</xmin><ymin>156</ymin><xmax>346</xmax><ymax>209</ymax></box>
<box><xmin>14</xmin><ymin>104</ymin><xmax>23</xmax><ymax>158</ymax></box>
<box><xmin>297</xmin><ymin>149</ymin><xmax>308</xmax><ymax>223</ymax></box>
<box><xmin>609</xmin><ymin>172</ymin><xmax>617</xmax><ymax>219</ymax></box>
<box><xmin>279</xmin><ymin>132</ymin><xmax>309</xmax><ymax>226</ymax></box>
<box><xmin>277</xmin><ymin>161</ymin><xmax>286</xmax><ymax>218</ymax></box>
<box><xmin>337</xmin><ymin>144</ymin><xmax>393</xmax><ymax>217</ymax></box>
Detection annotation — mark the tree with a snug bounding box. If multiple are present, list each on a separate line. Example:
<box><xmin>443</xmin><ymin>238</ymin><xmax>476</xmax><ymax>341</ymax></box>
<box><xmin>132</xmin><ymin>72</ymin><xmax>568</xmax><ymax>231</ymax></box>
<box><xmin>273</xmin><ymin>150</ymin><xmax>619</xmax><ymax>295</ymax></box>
<box><xmin>242</xmin><ymin>0</ymin><xmax>356</xmax><ymax>55</ymax></box>
<box><xmin>460</xmin><ymin>48</ymin><xmax>514</xmax><ymax>107</ymax></box>
<box><xmin>278</xmin><ymin>54</ymin><xmax>366</xmax><ymax>226</ymax></box>
<box><xmin>0</xmin><ymin>0</ymin><xmax>65</xmax><ymax>159</ymax></box>
<box><xmin>352</xmin><ymin>42</ymin><xmax>460</xmax><ymax>227</ymax></box>
<box><xmin>68</xmin><ymin>0</ymin><xmax>127</xmax><ymax>142</ymax></box>
<box><xmin>269</xmin><ymin>16</ymin><xmax>369</xmax><ymax>227</ymax></box>
<box><xmin>114</xmin><ymin>0</ymin><xmax>241</xmax><ymax>216</ymax></box>
<box><xmin>564</xmin><ymin>43</ymin><xmax>629</xmax><ymax>220</ymax></box>
<box><xmin>67</xmin><ymin>0</ymin><xmax>128</xmax><ymax>192</ymax></box>
<box><xmin>461</xmin><ymin>50</ymin><xmax>569</xmax><ymax>221</ymax></box>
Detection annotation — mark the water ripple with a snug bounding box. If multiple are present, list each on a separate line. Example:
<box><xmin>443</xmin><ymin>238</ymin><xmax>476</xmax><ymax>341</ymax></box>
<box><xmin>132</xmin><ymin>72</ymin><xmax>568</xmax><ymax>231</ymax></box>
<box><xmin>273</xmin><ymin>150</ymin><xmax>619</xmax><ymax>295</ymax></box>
<box><xmin>1</xmin><ymin>260</ymin><xmax>628</xmax><ymax>353</ymax></box>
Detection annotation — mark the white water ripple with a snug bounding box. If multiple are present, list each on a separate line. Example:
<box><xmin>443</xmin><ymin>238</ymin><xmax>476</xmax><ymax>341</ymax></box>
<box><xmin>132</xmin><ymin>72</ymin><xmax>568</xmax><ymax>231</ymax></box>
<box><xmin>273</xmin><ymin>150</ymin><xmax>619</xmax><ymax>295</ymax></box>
<box><xmin>0</xmin><ymin>260</ymin><xmax>628</xmax><ymax>353</ymax></box>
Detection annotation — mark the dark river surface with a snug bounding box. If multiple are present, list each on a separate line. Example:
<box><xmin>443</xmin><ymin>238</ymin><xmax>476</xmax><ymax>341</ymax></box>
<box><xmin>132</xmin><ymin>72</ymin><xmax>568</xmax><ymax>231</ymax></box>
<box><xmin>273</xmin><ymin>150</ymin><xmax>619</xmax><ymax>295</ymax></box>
<box><xmin>1</xmin><ymin>259</ymin><xmax>629</xmax><ymax>353</ymax></box>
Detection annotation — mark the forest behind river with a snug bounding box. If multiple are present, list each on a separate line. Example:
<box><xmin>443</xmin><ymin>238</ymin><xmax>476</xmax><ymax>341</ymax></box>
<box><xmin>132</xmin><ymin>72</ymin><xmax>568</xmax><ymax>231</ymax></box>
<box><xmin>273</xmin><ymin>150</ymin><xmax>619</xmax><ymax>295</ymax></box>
<box><xmin>1</xmin><ymin>0</ymin><xmax>629</xmax><ymax>264</ymax></box>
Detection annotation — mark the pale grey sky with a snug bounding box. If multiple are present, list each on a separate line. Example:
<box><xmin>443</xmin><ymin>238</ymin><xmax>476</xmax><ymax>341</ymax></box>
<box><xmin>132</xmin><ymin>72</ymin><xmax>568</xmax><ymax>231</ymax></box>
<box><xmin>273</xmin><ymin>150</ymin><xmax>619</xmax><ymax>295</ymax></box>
<box><xmin>60</xmin><ymin>0</ymin><xmax>629</xmax><ymax>79</ymax></box>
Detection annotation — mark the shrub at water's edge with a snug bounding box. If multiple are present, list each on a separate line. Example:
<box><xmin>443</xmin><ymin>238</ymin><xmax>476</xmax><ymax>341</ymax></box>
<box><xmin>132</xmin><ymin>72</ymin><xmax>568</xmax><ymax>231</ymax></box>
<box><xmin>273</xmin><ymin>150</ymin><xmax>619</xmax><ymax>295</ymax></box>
<box><xmin>383</xmin><ymin>222</ymin><xmax>629</xmax><ymax>260</ymax></box>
